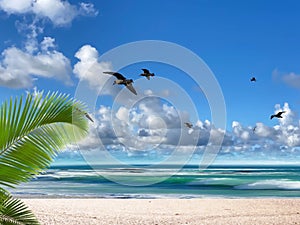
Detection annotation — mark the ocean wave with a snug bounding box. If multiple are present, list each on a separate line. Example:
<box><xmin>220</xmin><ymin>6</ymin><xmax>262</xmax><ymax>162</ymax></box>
<box><xmin>187</xmin><ymin>178</ymin><xmax>240</xmax><ymax>186</ymax></box>
<box><xmin>37</xmin><ymin>170</ymin><xmax>99</xmax><ymax>179</ymax></box>
<box><xmin>234</xmin><ymin>179</ymin><xmax>300</xmax><ymax>190</ymax></box>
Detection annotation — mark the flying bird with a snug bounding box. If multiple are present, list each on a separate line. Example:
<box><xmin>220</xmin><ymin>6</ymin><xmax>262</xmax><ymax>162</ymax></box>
<box><xmin>103</xmin><ymin>72</ymin><xmax>137</xmax><ymax>95</ymax></box>
<box><xmin>270</xmin><ymin>111</ymin><xmax>286</xmax><ymax>120</ymax></box>
<box><xmin>140</xmin><ymin>69</ymin><xmax>155</xmax><ymax>80</ymax></box>
<box><xmin>250</xmin><ymin>77</ymin><xmax>256</xmax><ymax>82</ymax></box>
<box><xmin>184</xmin><ymin>122</ymin><xmax>193</xmax><ymax>128</ymax></box>
<box><xmin>84</xmin><ymin>113</ymin><xmax>94</xmax><ymax>123</ymax></box>
<box><xmin>74</xmin><ymin>107</ymin><xmax>94</xmax><ymax>122</ymax></box>
<box><xmin>253</xmin><ymin>126</ymin><xmax>257</xmax><ymax>133</ymax></box>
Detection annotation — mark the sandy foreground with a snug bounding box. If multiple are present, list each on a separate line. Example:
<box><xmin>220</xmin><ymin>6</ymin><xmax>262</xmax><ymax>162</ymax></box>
<box><xmin>23</xmin><ymin>198</ymin><xmax>300</xmax><ymax>225</ymax></box>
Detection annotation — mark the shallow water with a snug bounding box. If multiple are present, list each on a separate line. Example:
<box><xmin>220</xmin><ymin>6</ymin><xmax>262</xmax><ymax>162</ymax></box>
<box><xmin>11</xmin><ymin>164</ymin><xmax>300</xmax><ymax>198</ymax></box>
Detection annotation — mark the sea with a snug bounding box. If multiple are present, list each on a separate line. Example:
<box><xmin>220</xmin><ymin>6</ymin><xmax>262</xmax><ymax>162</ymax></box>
<box><xmin>11</xmin><ymin>164</ymin><xmax>300</xmax><ymax>199</ymax></box>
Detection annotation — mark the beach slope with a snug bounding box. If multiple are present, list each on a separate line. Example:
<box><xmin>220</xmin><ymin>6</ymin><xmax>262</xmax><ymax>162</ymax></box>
<box><xmin>23</xmin><ymin>198</ymin><xmax>300</xmax><ymax>225</ymax></box>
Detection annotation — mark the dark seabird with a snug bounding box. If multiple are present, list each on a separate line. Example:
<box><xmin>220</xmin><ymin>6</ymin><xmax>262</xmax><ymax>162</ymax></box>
<box><xmin>140</xmin><ymin>69</ymin><xmax>155</xmax><ymax>80</ymax></box>
<box><xmin>184</xmin><ymin>122</ymin><xmax>193</xmax><ymax>128</ymax></box>
<box><xmin>270</xmin><ymin>111</ymin><xmax>286</xmax><ymax>120</ymax></box>
<box><xmin>84</xmin><ymin>113</ymin><xmax>94</xmax><ymax>123</ymax></box>
<box><xmin>103</xmin><ymin>72</ymin><xmax>137</xmax><ymax>95</ymax></box>
<box><xmin>250</xmin><ymin>77</ymin><xmax>256</xmax><ymax>82</ymax></box>
<box><xmin>74</xmin><ymin>107</ymin><xmax>94</xmax><ymax>122</ymax></box>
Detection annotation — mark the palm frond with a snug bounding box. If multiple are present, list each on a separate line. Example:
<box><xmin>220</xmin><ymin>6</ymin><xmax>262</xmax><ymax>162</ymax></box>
<box><xmin>0</xmin><ymin>188</ymin><xmax>40</xmax><ymax>225</ymax></box>
<box><xmin>0</xmin><ymin>92</ymin><xmax>89</xmax><ymax>187</ymax></box>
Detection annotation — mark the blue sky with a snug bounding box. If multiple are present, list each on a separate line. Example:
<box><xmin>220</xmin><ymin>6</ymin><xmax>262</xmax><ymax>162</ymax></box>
<box><xmin>1</xmin><ymin>0</ymin><xmax>300</xmax><ymax>164</ymax></box>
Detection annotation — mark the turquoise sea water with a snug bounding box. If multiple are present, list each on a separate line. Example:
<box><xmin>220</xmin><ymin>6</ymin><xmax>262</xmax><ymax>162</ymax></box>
<box><xmin>11</xmin><ymin>164</ymin><xmax>300</xmax><ymax>198</ymax></box>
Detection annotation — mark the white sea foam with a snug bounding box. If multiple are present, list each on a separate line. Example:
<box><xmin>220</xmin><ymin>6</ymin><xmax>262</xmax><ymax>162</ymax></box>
<box><xmin>37</xmin><ymin>170</ymin><xmax>99</xmax><ymax>178</ymax></box>
<box><xmin>235</xmin><ymin>179</ymin><xmax>300</xmax><ymax>190</ymax></box>
<box><xmin>187</xmin><ymin>178</ymin><xmax>236</xmax><ymax>186</ymax></box>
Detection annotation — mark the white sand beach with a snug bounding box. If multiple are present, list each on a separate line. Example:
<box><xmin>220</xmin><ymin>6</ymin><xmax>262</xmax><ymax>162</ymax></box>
<box><xmin>23</xmin><ymin>198</ymin><xmax>300</xmax><ymax>225</ymax></box>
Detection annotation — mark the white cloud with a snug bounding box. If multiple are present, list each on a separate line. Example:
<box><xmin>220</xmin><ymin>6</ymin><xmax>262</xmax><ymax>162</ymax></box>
<box><xmin>73</xmin><ymin>46</ymin><xmax>182</xmax><ymax>108</ymax></box>
<box><xmin>33</xmin><ymin>0</ymin><xmax>78</xmax><ymax>26</ymax></box>
<box><xmin>273</xmin><ymin>69</ymin><xmax>300</xmax><ymax>89</ymax></box>
<box><xmin>275</xmin><ymin>102</ymin><xmax>298</xmax><ymax>126</ymax></box>
<box><xmin>144</xmin><ymin>89</ymin><xmax>153</xmax><ymax>96</ymax></box>
<box><xmin>73</xmin><ymin>45</ymin><xmax>113</xmax><ymax>93</ymax></box>
<box><xmin>0</xmin><ymin>0</ymin><xmax>98</xmax><ymax>26</ymax></box>
<box><xmin>79</xmin><ymin>2</ymin><xmax>97</xmax><ymax>15</ymax></box>
<box><xmin>116</xmin><ymin>106</ymin><xmax>129</xmax><ymax>122</ymax></box>
<box><xmin>0</xmin><ymin>0</ymin><xmax>32</xmax><ymax>14</ymax></box>
<box><xmin>25</xmin><ymin>86</ymin><xmax>43</xmax><ymax>99</ymax></box>
<box><xmin>76</xmin><ymin>97</ymin><xmax>226</xmax><ymax>153</ymax></box>
<box><xmin>254</xmin><ymin>122</ymin><xmax>275</xmax><ymax>138</ymax></box>
<box><xmin>41</xmin><ymin>36</ymin><xmax>55</xmax><ymax>51</ymax></box>
<box><xmin>0</xmin><ymin>37</ymin><xmax>72</xmax><ymax>88</ymax></box>
<box><xmin>282</xmin><ymin>72</ymin><xmax>300</xmax><ymax>89</ymax></box>
<box><xmin>231</xmin><ymin>103</ymin><xmax>300</xmax><ymax>148</ymax></box>
<box><xmin>72</xmin><ymin>101</ymin><xmax>300</xmax><ymax>162</ymax></box>
<box><xmin>73</xmin><ymin>45</ymin><xmax>143</xmax><ymax>105</ymax></box>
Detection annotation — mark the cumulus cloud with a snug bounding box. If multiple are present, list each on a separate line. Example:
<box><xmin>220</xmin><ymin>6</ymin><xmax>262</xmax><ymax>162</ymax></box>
<box><xmin>73</xmin><ymin>45</ymin><xmax>147</xmax><ymax>105</ymax></box>
<box><xmin>76</xmin><ymin>99</ymin><xmax>172</xmax><ymax>151</ymax></box>
<box><xmin>70</xmin><ymin>101</ymin><xmax>300</xmax><ymax>162</ymax></box>
<box><xmin>0</xmin><ymin>37</ymin><xmax>72</xmax><ymax>88</ymax></box>
<box><xmin>0</xmin><ymin>0</ymin><xmax>98</xmax><ymax>26</ymax></box>
<box><xmin>73</xmin><ymin>45</ymin><xmax>113</xmax><ymax>93</ymax></box>
<box><xmin>73</xmin><ymin>45</ymin><xmax>185</xmax><ymax>111</ymax></box>
<box><xmin>231</xmin><ymin>103</ymin><xmax>300</xmax><ymax>149</ymax></box>
<box><xmin>0</xmin><ymin>0</ymin><xmax>32</xmax><ymax>14</ymax></box>
<box><xmin>74</xmin><ymin>96</ymin><xmax>229</xmax><ymax>156</ymax></box>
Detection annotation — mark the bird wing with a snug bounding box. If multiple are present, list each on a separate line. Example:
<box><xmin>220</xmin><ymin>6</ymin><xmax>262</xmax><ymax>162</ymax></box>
<box><xmin>277</xmin><ymin>111</ymin><xmax>286</xmax><ymax>116</ymax></box>
<box><xmin>85</xmin><ymin>113</ymin><xmax>94</xmax><ymax>122</ymax></box>
<box><xmin>142</xmin><ymin>69</ymin><xmax>150</xmax><ymax>74</ymax></box>
<box><xmin>74</xmin><ymin>107</ymin><xmax>94</xmax><ymax>122</ymax></box>
<box><xmin>126</xmin><ymin>83</ymin><xmax>137</xmax><ymax>95</ymax></box>
<box><xmin>103</xmin><ymin>72</ymin><xmax>126</xmax><ymax>80</ymax></box>
<box><xmin>185</xmin><ymin>122</ymin><xmax>192</xmax><ymax>128</ymax></box>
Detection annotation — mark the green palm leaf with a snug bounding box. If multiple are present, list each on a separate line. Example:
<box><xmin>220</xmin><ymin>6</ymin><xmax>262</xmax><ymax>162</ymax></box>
<box><xmin>0</xmin><ymin>92</ymin><xmax>89</xmax><ymax>187</ymax></box>
<box><xmin>0</xmin><ymin>188</ymin><xmax>40</xmax><ymax>225</ymax></box>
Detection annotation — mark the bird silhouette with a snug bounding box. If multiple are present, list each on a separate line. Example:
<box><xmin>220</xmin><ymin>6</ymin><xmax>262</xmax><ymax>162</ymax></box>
<box><xmin>103</xmin><ymin>72</ymin><xmax>137</xmax><ymax>95</ymax></box>
<box><xmin>250</xmin><ymin>77</ymin><xmax>256</xmax><ymax>82</ymax></box>
<box><xmin>253</xmin><ymin>126</ymin><xmax>257</xmax><ymax>133</ymax></box>
<box><xmin>140</xmin><ymin>69</ymin><xmax>155</xmax><ymax>80</ymax></box>
<box><xmin>184</xmin><ymin>122</ymin><xmax>193</xmax><ymax>128</ymax></box>
<box><xmin>84</xmin><ymin>113</ymin><xmax>94</xmax><ymax>122</ymax></box>
<box><xmin>270</xmin><ymin>111</ymin><xmax>286</xmax><ymax>120</ymax></box>
<box><xmin>74</xmin><ymin>107</ymin><xmax>94</xmax><ymax>122</ymax></box>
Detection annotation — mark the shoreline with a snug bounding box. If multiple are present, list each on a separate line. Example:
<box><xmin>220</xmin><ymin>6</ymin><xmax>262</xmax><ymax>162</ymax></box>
<box><xmin>23</xmin><ymin>198</ymin><xmax>300</xmax><ymax>225</ymax></box>
<box><xmin>18</xmin><ymin>195</ymin><xmax>300</xmax><ymax>199</ymax></box>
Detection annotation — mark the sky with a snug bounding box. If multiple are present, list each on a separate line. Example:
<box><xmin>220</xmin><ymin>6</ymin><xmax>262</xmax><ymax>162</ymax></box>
<box><xmin>1</xmin><ymin>0</ymin><xmax>300</xmax><ymax>165</ymax></box>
